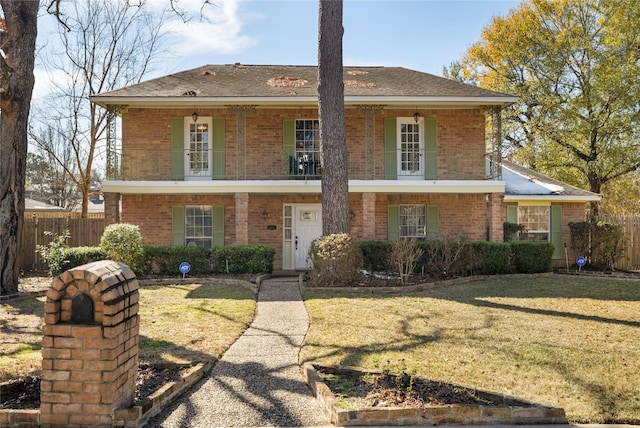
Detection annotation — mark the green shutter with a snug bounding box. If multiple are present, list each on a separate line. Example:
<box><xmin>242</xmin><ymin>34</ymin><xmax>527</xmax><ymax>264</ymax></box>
<box><xmin>551</xmin><ymin>205</ymin><xmax>563</xmax><ymax>259</ymax></box>
<box><xmin>171</xmin><ymin>117</ymin><xmax>184</xmax><ymax>180</ymax></box>
<box><xmin>507</xmin><ymin>205</ymin><xmax>518</xmax><ymax>224</ymax></box>
<box><xmin>426</xmin><ymin>205</ymin><xmax>439</xmax><ymax>240</ymax></box>
<box><xmin>387</xmin><ymin>205</ymin><xmax>399</xmax><ymax>241</ymax></box>
<box><xmin>283</xmin><ymin>119</ymin><xmax>296</xmax><ymax>175</ymax></box>
<box><xmin>212</xmin><ymin>205</ymin><xmax>225</xmax><ymax>247</ymax></box>
<box><xmin>172</xmin><ymin>206</ymin><xmax>185</xmax><ymax>246</ymax></box>
<box><xmin>384</xmin><ymin>118</ymin><xmax>397</xmax><ymax>179</ymax></box>
<box><xmin>211</xmin><ymin>117</ymin><xmax>225</xmax><ymax>180</ymax></box>
<box><xmin>424</xmin><ymin>118</ymin><xmax>437</xmax><ymax>180</ymax></box>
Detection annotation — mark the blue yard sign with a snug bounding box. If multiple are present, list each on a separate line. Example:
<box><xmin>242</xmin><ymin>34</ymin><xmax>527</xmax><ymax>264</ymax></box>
<box><xmin>179</xmin><ymin>262</ymin><xmax>191</xmax><ymax>278</ymax></box>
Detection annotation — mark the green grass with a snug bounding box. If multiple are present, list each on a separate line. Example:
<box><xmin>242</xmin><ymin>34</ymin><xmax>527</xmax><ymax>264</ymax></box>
<box><xmin>0</xmin><ymin>282</ymin><xmax>256</xmax><ymax>380</ymax></box>
<box><xmin>301</xmin><ymin>276</ymin><xmax>640</xmax><ymax>424</ymax></box>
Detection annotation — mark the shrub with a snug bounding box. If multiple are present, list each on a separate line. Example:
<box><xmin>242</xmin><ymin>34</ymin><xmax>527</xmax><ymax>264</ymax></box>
<box><xmin>467</xmin><ymin>242</ymin><xmax>511</xmax><ymax>275</ymax></box>
<box><xmin>591</xmin><ymin>221</ymin><xmax>625</xmax><ymax>271</ymax></box>
<box><xmin>211</xmin><ymin>245</ymin><xmax>275</xmax><ymax>274</ymax></box>
<box><xmin>390</xmin><ymin>240</ymin><xmax>424</xmax><ymax>285</ymax></box>
<box><xmin>308</xmin><ymin>233</ymin><xmax>362</xmax><ymax>287</ymax></box>
<box><xmin>63</xmin><ymin>246</ymin><xmax>106</xmax><ymax>269</ymax></box>
<box><xmin>421</xmin><ymin>236</ymin><xmax>468</xmax><ymax>279</ymax></box>
<box><xmin>569</xmin><ymin>220</ymin><xmax>626</xmax><ymax>271</ymax></box>
<box><xmin>503</xmin><ymin>222</ymin><xmax>525</xmax><ymax>242</ymax></box>
<box><xmin>37</xmin><ymin>230</ymin><xmax>71</xmax><ymax>277</ymax></box>
<box><xmin>569</xmin><ymin>221</ymin><xmax>592</xmax><ymax>261</ymax></box>
<box><xmin>359</xmin><ymin>240</ymin><xmax>392</xmax><ymax>271</ymax></box>
<box><xmin>510</xmin><ymin>241</ymin><xmax>554</xmax><ymax>273</ymax></box>
<box><xmin>100</xmin><ymin>223</ymin><xmax>145</xmax><ymax>273</ymax></box>
<box><xmin>144</xmin><ymin>246</ymin><xmax>212</xmax><ymax>276</ymax></box>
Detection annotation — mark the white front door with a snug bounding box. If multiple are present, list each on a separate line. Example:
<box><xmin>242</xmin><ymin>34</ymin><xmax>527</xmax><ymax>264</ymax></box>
<box><xmin>293</xmin><ymin>204</ymin><xmax>322</xmax><ymax>270</ymax></box>
<box><xmin>185</xmin><ymin>117</ymin><xmax>212</xmax><ymax>179</ymax></box>
<box><xmin>397</xmin><ymin>118</ymin><xmax>424</xmax><ymax>178</ymax></box>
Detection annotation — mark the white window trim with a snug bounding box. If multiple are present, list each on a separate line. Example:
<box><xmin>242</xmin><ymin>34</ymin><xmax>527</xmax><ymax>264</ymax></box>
<box><xmin>517</xmin><ymin>205</ymin><xmax>550</xmax><ymax>242</ymax></box>
<box><xmin>184</xmin><ymin>116</ymin><xmax>213</xmax><ymax>181</ymax></box>
<box><xmin>396</xmin><ymin>117</ymin><xmax>424</xmax><ymax>179</ymax></box>
<box><xmin>185</xmin><ymin>205</ymin><xmax>213</xmax><ymax>248</ymax></box>
<box><xmin>399</xmin><ymin>204</ymin><xmax>427</xmax><ymax>240</ymax></box>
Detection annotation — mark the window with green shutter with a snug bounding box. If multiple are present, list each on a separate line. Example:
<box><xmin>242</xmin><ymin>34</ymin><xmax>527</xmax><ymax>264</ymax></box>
<box><xmin>171</xmin><ymin>118</ymin><xmax>184</xmax><ymax>180</ymax></box>
<box><xmin>551</xmin><ymin>206</ymin><xmax>563</xmax><ymax>259</ymax></box>
<box><xmin>387</xmin><ymin>204</ymin><xmax>439</xmax><ymax>241</ymax></box>
<box><xmin>211</xmin><ymin>117</ymin><xmax>226</xmax><ymax>179</ymax></box>
<box><xmin>385</xmin><ymin>117</ymin><xmax>437</xmax><ymax>180</ymax></box>
<box><xmin>172</xmin><ymin>205</ymin><xmax>225</xmax><ymax>247</ymax></box>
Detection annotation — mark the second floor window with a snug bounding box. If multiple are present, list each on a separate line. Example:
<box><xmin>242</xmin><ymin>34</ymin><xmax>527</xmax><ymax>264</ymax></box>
<box><xmin>295</xmin><ymin>120</ymin><xmax>320</xmax><ymax>176</ymax></box>
<box><xmin>397</xmin><ymin>118</ymin><xmax>424</xmax><ymax>178</ymax></box>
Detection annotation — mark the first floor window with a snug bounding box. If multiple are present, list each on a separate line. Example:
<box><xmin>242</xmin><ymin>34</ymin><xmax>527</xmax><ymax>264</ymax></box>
<box><xmin>518</xmin><ymin>206</ymin><xmax>550</xmax><ymax>242</ymax></box>
<box><xmin>185</xmin><ymin>205</ymin><xmax>212</xmax><ymax>248</ymax></box>
<box><xmin>399</xmin><ymin>205</ymin><xmax>426</xmax><ymax>239</ymax></box>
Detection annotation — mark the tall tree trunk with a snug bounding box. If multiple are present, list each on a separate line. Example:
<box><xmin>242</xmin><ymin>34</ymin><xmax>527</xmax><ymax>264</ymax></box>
<box><xmin>318</xmin><ymin>0</ymin><xmax>349</xmax><ymax>236</ymax></box>
<box><xmin>0</xmin><ymin>1</ymin><xmax>39</xmax><ymax>294</ymax></box>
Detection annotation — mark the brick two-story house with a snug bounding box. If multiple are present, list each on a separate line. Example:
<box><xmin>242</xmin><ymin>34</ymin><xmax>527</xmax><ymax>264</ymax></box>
<box><xmin>91</xmin><ymin>64</ymin><xmax>599</xmax><ymax>271</ymax></box>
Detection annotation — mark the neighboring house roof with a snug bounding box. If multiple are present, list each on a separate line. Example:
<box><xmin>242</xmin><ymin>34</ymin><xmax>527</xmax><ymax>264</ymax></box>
<box><xmin>25</xmin><ymin>198</ymin><xmax>67</xmax><ymax>212</ymax></box>
<box><xmin>502</xmin><ymin>160</ymin><xmax>600</xmax><ymax>202</ymax></box>
<box><xmin>91</xmin><ymin>64</ymin><xmax>518</xmax><ymax>108</ymax></box>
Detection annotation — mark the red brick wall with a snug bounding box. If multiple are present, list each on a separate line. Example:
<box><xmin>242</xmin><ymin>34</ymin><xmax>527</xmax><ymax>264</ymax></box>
<box><xmin>41</xmin><ymin>261</ymin><xmax>139</xmax><ymax>427</ymax></box>
<box><xmin>120</xmin><ymin>107</ymin><xmax>486</xmax><ymax>181</ymax></box>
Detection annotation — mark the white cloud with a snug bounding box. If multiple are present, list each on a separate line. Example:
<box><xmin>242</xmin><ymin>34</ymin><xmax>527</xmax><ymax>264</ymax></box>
<box><xmin>157</xmin><ymin>0</ymin><xmax>259</xmax><ymax>56</ymax></box>
<box><xmin>32</xmin><ymin>67</ymin><xmax>69</xmax><ymax>103</ymax></box>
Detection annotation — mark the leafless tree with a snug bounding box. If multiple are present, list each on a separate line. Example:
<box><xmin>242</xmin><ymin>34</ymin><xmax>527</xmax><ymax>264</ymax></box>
<box><xmin>27</xmin><ymin>125</ymin><xmax>80</xmax><ymax>210</ymax></box>
<box><xmin>318</xmin><ymin>0</ymin><xmax>349</xmax><ymax>235</ymax></box>
<box><xmin>31</xmin><ymin>0</ymin><xmax>167</xmax><ymax>218</ymax></box>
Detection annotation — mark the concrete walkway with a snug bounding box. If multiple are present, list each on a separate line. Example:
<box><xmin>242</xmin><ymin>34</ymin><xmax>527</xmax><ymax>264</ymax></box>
<box><xmin>146</xmin><ymin>278</ymin><xmax>330</xmax><ymax>427</ymax></box>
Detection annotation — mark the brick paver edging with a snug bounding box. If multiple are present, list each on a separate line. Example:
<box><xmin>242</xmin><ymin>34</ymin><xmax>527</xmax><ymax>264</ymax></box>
<box><xmin>302</xmin><ymin>363</ymin><xmax>568</xmax><ymax>426</ymax></box>
<box><xmin>0</xmin><ymin>361</ymin><xmax>211</xmax><ymax>428</ymax></box>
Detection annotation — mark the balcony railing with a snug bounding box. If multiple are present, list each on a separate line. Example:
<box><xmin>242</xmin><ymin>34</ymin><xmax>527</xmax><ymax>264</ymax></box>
<box><xmin>105</xmin><ymin>146</ymin><xmax>499</xmax><ymax>181</ymax></box>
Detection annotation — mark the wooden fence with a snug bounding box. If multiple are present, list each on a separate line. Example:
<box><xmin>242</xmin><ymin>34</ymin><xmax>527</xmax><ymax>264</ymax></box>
<box><xmin>20</xmin><ymin>213</ymin><xmax>106</xmax><ymax>273</ymax></box>
<box><xmin>597</xmin><ymin>215</ymin><xmax>640</xmax><ymax>272</ymax></box>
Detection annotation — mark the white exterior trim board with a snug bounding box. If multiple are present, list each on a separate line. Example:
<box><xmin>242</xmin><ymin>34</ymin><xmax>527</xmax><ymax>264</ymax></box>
<box><xmin>103</xmin><ymin>179</ymin><xmax>505</xmax><ymax>195</ymax></box>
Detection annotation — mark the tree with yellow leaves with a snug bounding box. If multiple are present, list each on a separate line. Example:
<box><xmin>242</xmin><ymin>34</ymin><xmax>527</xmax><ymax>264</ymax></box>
<box><xmin>449</xmin><ymin>0</ymin><xmax>640</xmax><ymax>217</ymax></box>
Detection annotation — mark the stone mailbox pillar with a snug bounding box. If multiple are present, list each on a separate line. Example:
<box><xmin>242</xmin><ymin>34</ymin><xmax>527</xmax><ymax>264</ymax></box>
<box><xmin>41</xmin><ymin>260</ymin><xmax>140</xmax><ymax>427</ymax></box>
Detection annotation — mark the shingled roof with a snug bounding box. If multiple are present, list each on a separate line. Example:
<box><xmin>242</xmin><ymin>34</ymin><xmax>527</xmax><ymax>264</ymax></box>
<box><xmin>91</xmin><ymin>64</ymin><xmax>517</xmax><ymax>108</ymax></box>
<box><xmin>502</xmin><ymin>160</ymin><xmax>600</xmax><ymax>202</ymax></box>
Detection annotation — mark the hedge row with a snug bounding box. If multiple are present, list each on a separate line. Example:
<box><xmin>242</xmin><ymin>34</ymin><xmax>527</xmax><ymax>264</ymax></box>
<box><xmin>53</xmin><ymin>240</ymin><xmax>551</xmax><ymax>278</ymax></box>
<box><xmin>57</xmin><ymin>245</ymin><xmax>275</xmax><ymax>276</ymax></box>
<box><xmin>359</xmin><ymin>240</ymin><xmax>554</xmax><ymax>275</ymax></box>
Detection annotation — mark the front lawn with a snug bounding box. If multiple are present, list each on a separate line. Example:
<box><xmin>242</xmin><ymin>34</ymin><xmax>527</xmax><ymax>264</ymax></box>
<box><xmin>301</xmin><ymin>276</ymin><xmax>640</xmax><ymax>424</ymax></box>
<box><xmin>0</xmin><ymin>282</ymin><xmax>256</xmax><ymax>381</ymax></box>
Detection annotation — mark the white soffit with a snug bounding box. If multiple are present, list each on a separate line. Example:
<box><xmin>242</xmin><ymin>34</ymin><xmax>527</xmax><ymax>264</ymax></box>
<box><xmin>103</xmin><ymin>180</ymin><xmax>505</xmax><ymax>194</ymax></box>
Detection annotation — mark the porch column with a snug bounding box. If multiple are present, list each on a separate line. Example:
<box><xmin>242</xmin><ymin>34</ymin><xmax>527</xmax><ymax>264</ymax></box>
<box><xmin>362</xmin><ymin>192</ymin><xmax>376</xmax><ymax>240</ymax></box>
<box><xmin>226</xmin><ymin>105</ymin><xmax>256</xmax><ymax>180</ymax></box>
<box><xmin>356</xmin><ymin>105</ymin><xmax>385</xmax><ymax>179</ymax></box>
<box><xmin>235</xmin><ymin>192</ymin><xmax>249</xmax><ymax>245</ymax></box>
<box><xmin>487</xmin><ymin>106</ymin><xmax>503</xmax><ymax>180</ymax></box>
<box><xmin>486</xmin><ymin>193</ymin><xmax>504</xmax><ymax>242</ymax></box>
<box><xmin>103</xmin><ymin>192</ymin><xmax>120</xmax><ymax>225</ymax></box>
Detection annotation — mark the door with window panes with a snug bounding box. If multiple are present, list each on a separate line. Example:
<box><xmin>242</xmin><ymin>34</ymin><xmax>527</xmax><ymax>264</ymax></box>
<box><xmin>185</xmin><ymin>118</ymin><xmax>212</xmax><ymax>179</ymax></box>
<box><xmin>397</xmin><ymin>118</ymin><xmax>424</xmax><ymax>178</ymax></box>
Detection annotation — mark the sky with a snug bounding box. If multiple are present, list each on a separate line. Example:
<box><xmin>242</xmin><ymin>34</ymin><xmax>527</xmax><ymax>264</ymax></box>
<box><xmin>33</xmin><ymin>0</ymin><xmax>521</xmax><ymax>101</ymax></box>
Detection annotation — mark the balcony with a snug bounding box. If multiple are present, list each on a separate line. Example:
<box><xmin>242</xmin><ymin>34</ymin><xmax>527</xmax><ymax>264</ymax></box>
<box><xmin>105</xmin><ymin>146</ymin><xmax>498</xmax><ymax>182</ymax></box>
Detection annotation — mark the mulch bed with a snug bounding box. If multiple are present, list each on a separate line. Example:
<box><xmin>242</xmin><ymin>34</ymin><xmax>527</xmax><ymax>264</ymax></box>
<box><xmin>0</xmin><ymin>361</ymin><xmax>183</xmax><ymax>410</ymax></box>
<box><xmin>315</xmin><ymin>366</ymin><xmax>511</xmax><ymax>409</ymax></box>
